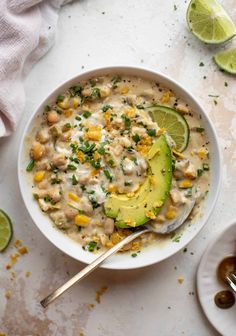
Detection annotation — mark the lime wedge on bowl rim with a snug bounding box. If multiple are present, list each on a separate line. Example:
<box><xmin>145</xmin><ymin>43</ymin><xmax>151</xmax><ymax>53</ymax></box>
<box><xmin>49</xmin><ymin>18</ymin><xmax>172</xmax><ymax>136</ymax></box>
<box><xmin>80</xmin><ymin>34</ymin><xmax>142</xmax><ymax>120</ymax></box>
<box><xmin>187</xmin><ymin>0</ymin><xmax>236</xmax><ymax>44</ymax></box>
<box><xmin>0</xmin><ymin>209</ymin><xmax>13</xmax><ymax>252</ymax></box>
<box><xmin>214</xmin><ymin>48</ymin><xmax>236</xmax><ymax>74</ymax></box>
<box><xmin>147</xmin><ymin>105</ymin><xmax>189</xmax><ymax>152</ymax></box>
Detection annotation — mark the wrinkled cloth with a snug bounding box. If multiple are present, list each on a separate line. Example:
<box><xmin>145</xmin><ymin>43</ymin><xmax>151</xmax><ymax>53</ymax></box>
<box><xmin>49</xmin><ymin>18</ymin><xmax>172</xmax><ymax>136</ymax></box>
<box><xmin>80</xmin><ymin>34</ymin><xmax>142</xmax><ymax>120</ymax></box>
<box><xmin>0</xmin><ymin>0</ymin><xmax>72</xmax><ymax>137</ymax></box>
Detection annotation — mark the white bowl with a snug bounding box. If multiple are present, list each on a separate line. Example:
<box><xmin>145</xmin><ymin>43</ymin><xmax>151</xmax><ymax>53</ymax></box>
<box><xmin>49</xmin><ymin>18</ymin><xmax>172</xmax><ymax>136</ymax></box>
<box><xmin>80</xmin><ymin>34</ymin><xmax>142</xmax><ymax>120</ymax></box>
<box><xmin>18</xmin><ymin>66</ymin><xmax>221</xmax><ymax>270</ymax></box>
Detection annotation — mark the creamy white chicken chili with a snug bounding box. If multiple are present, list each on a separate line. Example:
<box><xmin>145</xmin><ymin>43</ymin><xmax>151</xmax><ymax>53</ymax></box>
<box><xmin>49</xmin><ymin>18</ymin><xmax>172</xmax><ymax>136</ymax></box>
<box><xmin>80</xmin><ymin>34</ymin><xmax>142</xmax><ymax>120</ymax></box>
<box><xmin>26</xmin><ymin>75</ymin><xmax>210</xmax><ymax>253</ymax></box>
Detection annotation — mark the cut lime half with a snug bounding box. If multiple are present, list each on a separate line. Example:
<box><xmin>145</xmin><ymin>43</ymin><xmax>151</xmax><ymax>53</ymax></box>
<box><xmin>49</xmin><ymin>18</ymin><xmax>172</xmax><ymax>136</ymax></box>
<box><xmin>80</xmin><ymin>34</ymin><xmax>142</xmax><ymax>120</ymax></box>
<box><xmin>187</xmin><ymin>0</ymin><xmax>236</xmax><ymax>44</ymax></box>
<box><xmin>214</xmin><ymin>48</ymin><xmax>236</xmax><ymax>74</ymax></box>
<box><xmin>147</xmin><ymin>105</ymin><xmax>190</xmax><ymax>152</ymax></box>
<box><xmin>0</xmin><ymin>209</ymin><xmax>13</xmax><ymax>252</ymax></box>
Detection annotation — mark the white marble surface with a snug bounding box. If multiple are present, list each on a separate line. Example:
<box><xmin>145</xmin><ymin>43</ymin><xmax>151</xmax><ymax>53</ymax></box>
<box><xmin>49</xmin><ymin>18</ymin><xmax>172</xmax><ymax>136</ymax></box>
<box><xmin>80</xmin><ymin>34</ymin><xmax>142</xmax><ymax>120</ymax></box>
<box><xmin>1</xmin><ymin>0</ymin><xmax>236</xmax><ymax>335</ymax></box>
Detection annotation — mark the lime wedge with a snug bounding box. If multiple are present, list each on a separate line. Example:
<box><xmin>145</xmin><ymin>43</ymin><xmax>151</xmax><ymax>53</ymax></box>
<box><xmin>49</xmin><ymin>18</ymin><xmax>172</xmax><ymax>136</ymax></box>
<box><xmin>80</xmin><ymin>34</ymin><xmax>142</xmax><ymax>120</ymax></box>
<box><xmin>0</xmin><ymin>209</ymin><xmax>13</xmax><ymax>252</ymax></box>
<box><xmin>187</xmin><ymin>0</ymin><xmax>236</xmax><ymax>44</ymax></box>
<box><xmin>214</xmin><ymin>48</ymin><xmax>236</xmax><ymax>74</ymax></box>
<box><xmin>147</xmin><ymin>105</ymin><xmax>189</xmax><ymax>152</ymax></box>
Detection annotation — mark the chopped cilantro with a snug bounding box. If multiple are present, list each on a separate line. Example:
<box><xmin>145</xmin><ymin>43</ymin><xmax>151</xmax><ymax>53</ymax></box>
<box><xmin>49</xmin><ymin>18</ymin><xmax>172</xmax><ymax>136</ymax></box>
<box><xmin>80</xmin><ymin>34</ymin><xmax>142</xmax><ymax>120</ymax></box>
<box><xmin>111</xmin><ymin>76</ymin><xmax>122</xmax><ymax>88</ymax></box>
<box><xmin>44</xmin><ymin>196</ymin><xmax>51</xmax><ymax>203</ymax></box>
<box><xmin>26</xmin><ymin>159</ymin><xmax>35</xmax><ymax>172</ymax></box>
<box><xmin>108</xmin><ymin>159</ymin><xmax>115</xmax><ymax>167</ymax></box>
<box><xmin>87</xmin><ymin>241</ymin><xmax>98</xmax><ymax>252</ymax></box>
<box><xmin>72</xmin><ymin>174</ymin><xmax>78</xmax><ymax>185</ymax></box>
<box><xmin>45</xmin><ymin>105</ymin><xmax>51</xmax><ymax>112</ymax></box>
<box><xmin>102</xmin><ymin>104</ymin><xmax>113</xmax><ymax>112</ymax></box>
<box><xmin>65</xmin><ymin>123</ymin><xmax>71</xmax><ymax>129</ymax></box>
<box><xmin>78</xmin><ymin>142</ymin><xmax>96</xmax><ymax>154</ymax></box>
<box><xmin>147</xmin><ymin>129</ymin><xmax>156</xmax><ymax>137</ymax></box>
<box><xmin>67</xmin><ymin>164</ymin><xmax>77</xmax><ymax>170</ymax></box>
<box><xmin>199</xmin><ymin>62</ymin><xmax>204</xmax><ymax>67</ymax></box>
<box><xmin>195</xmin><ymin>127</ymin><xmax>204</xmax><ymax>133</ymax></box>
<box><xmin>69</xmin><ymin>85</ymin><xmax>83</xmax><ymax>96</ymax></box>
<box><xmin>136</xmin><ymin>104</ymin><xmax>144</xmax><ymax>109</ymax></box>
<box><xmin>122</xmin><ymin>114</ymin><xmax>131</xmax><ymax>129</ymax></box>
<box><xmin>83</xmin><ymin>111</ymin><xmax>92</xmax><ymax>118</ymax></box>
<box><xmin>131</xmin><ymin>253</ymin><xmax>137</xmax><ymax>257</ymax></box>
<box><xmin>104</xmin><ymin>169</ymin><xmax>113</xmax><ymax>181</ymax></box>
<box><xmin>57</xmin><ymin>95</ymin><xmax>65</xmax><ymax>102</ymax></box>
<box><xmin>33</xmin><ymin>193</ymin><xmax>39</xmax><ymax>200</ymax></box>
<box><xmin>172</xmin><ymin>235</ymin><xmax>181</xmax><ymax>243</ymax></box>
<box><xmin>124</xmin><ymin>181</ymin><xmax>132</xmax><ymax>186</ymax></box>
<box><xmin>203</xmin><ymin>163</ymin><xmax>209</xmax><ymax>171</ymax></box>
<box><xmin>91</xmin><ymin>87</ymin><xmax>101</xmax><ymax>98</ymax></box>
<box><xmin>132</xmin><ymin>133</ymin><xmax>140</xmax><ymax>143</ymax></box>
<box><xmin>91</xmin><ymin>159</ymin><xmax>101</xmax><ymax>169</ymax></box>
<box><xmin>197</xmin><ymin>169</ymin><xmax>203</xmax><ymax>177</ymax></box>
<box><xmin>70</xmin><ymin>143</ymin><xmax>78</xmax><ymax>153</ymax></box>
<box><xmin>75</xmin><ymin>116</ymin><xmax>82</xmax><ymax>121</ymax></box>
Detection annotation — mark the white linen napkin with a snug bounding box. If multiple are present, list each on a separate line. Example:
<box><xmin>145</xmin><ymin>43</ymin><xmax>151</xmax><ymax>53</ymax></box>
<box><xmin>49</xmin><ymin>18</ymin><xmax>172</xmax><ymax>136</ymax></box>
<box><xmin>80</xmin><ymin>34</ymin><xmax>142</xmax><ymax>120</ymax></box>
<box><xmin>0</xmin><ymin>0</ymin><xmax>72</xmax><ymax>137</ymax></box>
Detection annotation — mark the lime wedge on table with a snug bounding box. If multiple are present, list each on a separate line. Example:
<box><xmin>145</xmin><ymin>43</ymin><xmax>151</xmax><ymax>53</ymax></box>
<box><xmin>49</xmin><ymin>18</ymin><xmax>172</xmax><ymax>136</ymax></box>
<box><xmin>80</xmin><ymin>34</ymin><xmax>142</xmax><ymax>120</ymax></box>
<box><xmin>187</xmin><ymin>0</ymin><xmax>236</xmax><ymax>44</ymax></box>
<box><xmin>214</xmin><ymin>48</ymin><xmax>236</xmax><ymax>74</ymax></box>
<box><xmin>0</xmin><ymin>209</ymin><xmax>13</xmax><ymax>252</ymax></box>
<box><xmin>147</xmin><ymin>105</ymin><xmax>189</xmax><ymax>152</ymax></box>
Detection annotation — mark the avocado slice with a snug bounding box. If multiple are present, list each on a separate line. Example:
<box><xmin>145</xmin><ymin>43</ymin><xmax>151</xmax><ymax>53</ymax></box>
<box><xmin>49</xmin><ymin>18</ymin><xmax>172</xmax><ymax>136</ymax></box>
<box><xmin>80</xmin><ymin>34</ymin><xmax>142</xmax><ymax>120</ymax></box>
<box><xmin>104</xmin><ymin>135</ymin><xmax>172</xmax><ymax>228</ymax></box>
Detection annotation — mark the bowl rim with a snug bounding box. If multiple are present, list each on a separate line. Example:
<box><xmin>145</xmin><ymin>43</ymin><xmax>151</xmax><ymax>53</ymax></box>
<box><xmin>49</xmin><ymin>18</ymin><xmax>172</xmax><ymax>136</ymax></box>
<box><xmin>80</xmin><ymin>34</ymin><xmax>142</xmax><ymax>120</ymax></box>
<box><xmin>17</xmin><ymin>65</ymin><xmax>222</xmax><ymax>270</ymax></box>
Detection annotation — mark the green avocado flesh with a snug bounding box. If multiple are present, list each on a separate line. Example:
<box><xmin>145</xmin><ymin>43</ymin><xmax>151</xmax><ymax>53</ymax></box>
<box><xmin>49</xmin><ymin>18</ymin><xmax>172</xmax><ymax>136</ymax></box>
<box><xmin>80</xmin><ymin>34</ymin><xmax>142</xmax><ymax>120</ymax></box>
<box><xmin>104</xmin><ymin>135</ymin><xmax>173</xmax><ymax>228</ymax></box>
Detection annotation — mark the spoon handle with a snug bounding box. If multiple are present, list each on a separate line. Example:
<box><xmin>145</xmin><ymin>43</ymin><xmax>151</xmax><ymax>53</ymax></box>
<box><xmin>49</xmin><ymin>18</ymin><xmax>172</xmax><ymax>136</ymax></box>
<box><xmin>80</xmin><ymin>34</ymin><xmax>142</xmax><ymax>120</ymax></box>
<box><xmin>40</xmin><ymin>226</ymin><xmax>149</xmax><ymax>308</ymax></box>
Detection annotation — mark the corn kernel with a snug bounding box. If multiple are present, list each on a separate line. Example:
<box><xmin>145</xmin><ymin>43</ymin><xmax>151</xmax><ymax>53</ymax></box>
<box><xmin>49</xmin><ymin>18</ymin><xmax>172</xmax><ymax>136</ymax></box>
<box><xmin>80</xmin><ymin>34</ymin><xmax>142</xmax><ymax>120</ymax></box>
<box><xmin>185</xmin><ymin>171</ymin><xmax>196</xmax><ymax>180</ymax></box>
<box><xmin>105</xmin><ymin>241</ymin><xmax>113</xmax><ymax>248</ymax></box>
<box><xmin>108</xmin><ymin>184</ymin><xmax>117</xmax><ymax>193</ymax></box>
<box><xmin>161</xmin><ymin>91</ymin><xmax>172</xmax><ymax>104</ymax></box>
<box><xmin>92</xmin><ymin>236</ymin><xmax>100</xmax><ymax>243</ymax></box>
<box><xmin>197</xmin><ymin>147</ymin><xmax>208</xmax><ymax>159</ymax></box>
<box><xmin>166</xmin><ymin>206</ymin><xmax>177</xmax><ymax>219</ymax></box>
<box><xmin>111</xmin><ymin>232</ymin><xmax>122</xmax><ymax>244</ymax></box>
<box><xmin>179</xmin><ymin>180</ymin><xmax>193</xmax><ymax>189</ymax></box>
<box><xmin>153</xmin><ymin>200</ymin><xmax>163</xmax><ymax>208</ymax></box>
<box><xmin>91</xmin><ymin>169</ymin><xmax>99</xmax><ymax>177</ymax></box>
<box><xmin>93</xmin><ymin>152</ymin><xmax>101</xmax><ymax>160</ymax></box>
<box><xmin>119</xmin><ymin>86</ymin><xmax>129</xmax><ymax>94</ymax></box>
<box><xmin>131</xmin><ymin>241</ymin><xmax>141</xmax><ymax>251</ymax></box>
<box><xmin>85</xmin><ymin>125</ymin><xmax>101</xmax><ymax>141</ymax></box>
<box><xmin>65</xmin><ymin>108</ymin><xmax>73</xmax><ymax>118</ymax></box>
<box><xmin>68</xmin><ymin>192</ymin><xmax>79</xmax><ymax>202</ymax></box>
<box><xmin>125</xmin><ymin>219</ymin><xmax>136</xmax><ymax>227</ymax></box>
<box><xmin>172</xmin><ymin>149</ymin><xmax>186</xmax><ymax>159</ymax></box>
<box><xmin>145</xmin><ymin>210</ymin><xmax>156</xmax><ymax>219</ymax></box>
<box><xmin>18</xmin><ymin>246</ymin><xmax>28</xmax><ymax>255</ymax></box>
<box><xmin>77</xmin><ymin>151</ymin><xmax>85</xmax><ymax>163</ymax></box>
<box><xmin>34</xmin><ymin>171</ymin><xmax>45</xmax><ymax>183</ymax></box>
<box><xmin>73</xmin><ymin>98</ymin><xmax>80</xmax><ymax>108</ymax></box>
<box><xmin>58</xmin><ymin>99</ymin><xmax>70</xmax><ymax>109</ymax></box>
<box><xmin>74</xmin><ymin>214</ymin><xmax>90</xmax><ymax>226</ymax></box>
<box><xmin>14</xmin><ymin>239</ymin><xmax>22</xmax><ymax>248</ymax></box>
<box><xmin>125</xmin><ymin>107</ymin><xmax>135</xmax><ymax>118</ymax></box>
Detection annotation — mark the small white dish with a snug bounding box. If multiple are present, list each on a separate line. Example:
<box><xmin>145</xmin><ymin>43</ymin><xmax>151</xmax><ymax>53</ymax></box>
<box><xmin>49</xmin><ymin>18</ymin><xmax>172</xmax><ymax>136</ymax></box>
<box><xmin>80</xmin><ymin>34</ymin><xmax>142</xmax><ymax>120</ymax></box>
<box><xmin>197</xmin><ymin>222</ymin><xmax>236</xmax><ymax>336</ymax></box>
<box><xmin>18</xmin><ymin>66</ymin><xmax>221</xmax><ymax>269</ymax></box>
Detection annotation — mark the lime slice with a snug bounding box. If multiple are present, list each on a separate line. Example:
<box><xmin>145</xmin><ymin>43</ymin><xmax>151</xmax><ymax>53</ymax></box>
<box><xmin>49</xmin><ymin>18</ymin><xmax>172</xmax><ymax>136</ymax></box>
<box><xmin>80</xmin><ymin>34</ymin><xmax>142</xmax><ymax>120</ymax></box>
<box><xmin>187</xmin><ymin>0</ymin><xmax>236</xmax><ymax>44</ymax></box>
<box><xmin>147</xmin><ymin>105</ymin><xmax>189</xmax><ymax>152</ymax></box>
<box><xmin>214</xmin><ymin>48</ymin><xmax>236</xmax><ymax>74</ymax></box>
<box><xmin>0</xmin><ymin>209</ymin><xmax>13</xmax><ymax>252</ymax></box>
